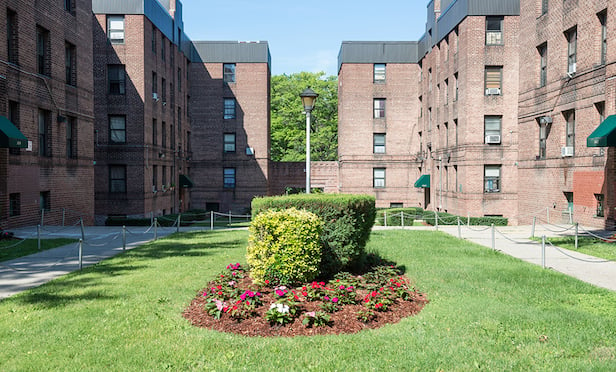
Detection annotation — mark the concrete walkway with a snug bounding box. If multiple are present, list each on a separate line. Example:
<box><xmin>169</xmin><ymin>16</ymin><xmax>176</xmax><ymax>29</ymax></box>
<box><xmin>2</xmin><ymin>222</ymin><xmax>615</xmax><ymax>300</ymax></box>
<box><xmin>380</xmin><ymin>223</ymin><xmax>616</xmax><ymax>292</ymax></box>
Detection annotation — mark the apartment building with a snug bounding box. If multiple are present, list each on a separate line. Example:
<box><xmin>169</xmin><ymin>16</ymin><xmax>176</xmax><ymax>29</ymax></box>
<box><xmin>92</xmin><ymin>0</ymin><xmax>191</xmax><ymax>222</ymax></box>
<box><xmin>518</xmin><ymin>0</ymin><xmax>616</xmax><ymax>228</ymax></box>
<box><xmin>0</xmin><ymin>0</ymin><xmax>94</xmax><ymax>228</ymax></box>
<box><xmin>338</xmin><ymin>42</ymin><xmax>422</xmax><ymax>208</ymax></box>
<box><xmin>189</xmin><ymin>41</ymin><xmax>271</xmax><ymax>213</ymax></box>
<box><xmin>338</xmin><ymin>0</ymin><xmax>521</xmax><ymax>222</ymax></box>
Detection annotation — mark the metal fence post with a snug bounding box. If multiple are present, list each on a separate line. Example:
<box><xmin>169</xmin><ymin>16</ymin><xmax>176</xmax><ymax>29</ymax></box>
<box><xmin>122</xmin><ymin>225</ymin><xmax>126</xmax><ymax>251</ymax></box>
<box><xmin>41</xmin><ymin>209</ymin><xmax>45</xmax><ymax>228</ymax></box>
<box><xmin>575</xmin><ymin>222</ymin><xmax>579</xmax><ymax>250</ymax></box>
<box><xmin>228</xmin><ymin>210</ymin><xmax>232</xmax><ymax>226</ymax></box>
<box><xmin>154</xmin><ymin>218</ymin><xmax>158</xmax><ymax>240</ymax></box>
<box><xmin>435</xmin><ymin>211</ymin><xmax>439</xmax><ymax>231</ymax></box>
<box><xmin>531</xmin><ymin>216</ymin><xmax>536</xmax><ymax>238</ymax></box>
<box><xmin>78</xmin><ymin>239</ymin><xmax>83</xmax><ymax>270</ymax></box>
<box><xmin>80</xmin><ymin>218</ymin><xmax>85</xmax><ymax>241</ymax></box>
<box><xmin>457</xmin><ymin>217</ymin><xmax>461</xmax><ymax>239</ymax></box>
<box><xmin>384</xmin><ymin>211</ymin><xmax>387</xmax><ymax>227</ymax></box>
<box><xmin>467</xmin><ymin>213</ymin><xmax>470</xmax><ymax>226</ymax></box>
<box><xmin>401</xmin><ymin>212</ymin><xmax>405</xmax><ymax>227</ymax></box>
<box><xmin>37</xmin><ymin>224</ymin><xmax>41</xmax><ymax>251</ymax></box>
<box><xmin>177</xmin><ymin>214</ymin><xmax>181</xmax><ymax>233</ymax></box>
<box><xmin>491</xmin><ymin>224</ymin><xmax>495</xmax><ymax>250</ymax></box>
<box><xmin>541</xmin><ymin>235</ymin><xmax>546</xmax><ymax>269</ymax></box>
<box><xmin>210</xmin><ymin>211</ymin><xmax>214</xmax><ymax>231</ymax></box>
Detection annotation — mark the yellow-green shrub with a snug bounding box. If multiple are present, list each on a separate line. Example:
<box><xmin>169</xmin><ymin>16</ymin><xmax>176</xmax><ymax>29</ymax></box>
<box><xmin>247</xmin><ymin>208</ymin><xmax>323</xmax><ymax>286</ymax></box>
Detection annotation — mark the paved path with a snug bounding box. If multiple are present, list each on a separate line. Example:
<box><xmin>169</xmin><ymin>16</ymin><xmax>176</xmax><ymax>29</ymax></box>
<box><xmin>2</xmin><ymin>223</ymin><xmax>615</xmax><ymax>300</ymax></box>
<box><xmin>381</xmin><ymin>223</ymin><xmax>616</xmax><ymax>292</ymax></box>
<box><xmin>0</xmin><ymin>225</ymin><xmax>184</xmax><ymax>299</ymax></box>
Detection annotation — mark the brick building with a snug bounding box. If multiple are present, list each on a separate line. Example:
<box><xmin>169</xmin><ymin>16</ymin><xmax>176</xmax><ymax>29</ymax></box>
<box><xmin>92</xmin><ymin>0</ymin><xmax>192</xmax><ymax>222</ymax></box>
<box><xmin>517</xmin><ymin>0</ymin><xmax>616</xmax><ymax>228</ymax></box>
<box><xmin>189</xmin><ymin>41</ymin><xmax>271</xmax><ymax>213</ymax></box>
<box><xmin>0</xmin><ymin>0</ymin><xmax>95</xmax><ymax>228</ymax></box>
<box><xmin>338</xmin><ymin>0</ymin><xmax>521</xmax><ymax>222</ymax></box>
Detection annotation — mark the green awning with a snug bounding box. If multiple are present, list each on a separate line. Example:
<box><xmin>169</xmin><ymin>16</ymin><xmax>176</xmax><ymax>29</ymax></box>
<box><xmin>588</xmin><ymin>115</ymin><xmax>616</xmax><ymax>147</ymax></box>
<box><xmin>414</xmin><ymin>174</ymin><xmax>430</xmax><ymax>188</ymax></box>
<box><xmin>179</xmin><ymin>174</ymin><xmax>194</xmax><ymax>188</ymax></box>
<box><xmin>0</xmin><ymin>116</ymin><xmax>27</xmax><ymax>148</ymax></box>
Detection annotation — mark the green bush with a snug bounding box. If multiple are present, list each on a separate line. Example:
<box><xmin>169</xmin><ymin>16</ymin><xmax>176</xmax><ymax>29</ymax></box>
<box><xmin>247</xmin><ymin>208</ymin><xmax>323</xmax><ymax>286</ymax></box>
<box><xmin>421</xmin><ymin>211</ymin><xmax>508</xmax><ymax>226</ymax></box>
<box><xmin>375</xmin><ymin>207</ymin><xmax>423</xmax><ymax>226</ymax></box>
<box><xmin>252</xmin><ymin>194</ymin><xmax>376</xmax><ymax>277</ymax></box>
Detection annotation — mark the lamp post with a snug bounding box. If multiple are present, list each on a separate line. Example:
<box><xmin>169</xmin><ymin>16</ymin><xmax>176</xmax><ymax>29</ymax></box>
<box><xmin>299</xmin><ymin>87</ymin><xmax>318</xmax><ymax>194</ymax></box>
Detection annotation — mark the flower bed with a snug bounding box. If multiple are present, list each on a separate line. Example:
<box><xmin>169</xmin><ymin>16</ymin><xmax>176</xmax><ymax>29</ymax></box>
<box><xmin>183</xmin><ymin>263</ymin><xmax>428</xmax><ymax>337</ymax></box>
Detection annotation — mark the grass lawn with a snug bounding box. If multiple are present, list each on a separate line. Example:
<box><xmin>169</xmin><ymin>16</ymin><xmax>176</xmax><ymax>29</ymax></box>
<box><xmin>1</xmin><ymin>230</ymin><xmax>615</xmax><ymax>371</ymax></box>
<box><xmin>536</xmin><ymin>236</ymin><xmax>616</xmax><ymax>262</ymax></box>
<box><xmin>0</xmin><ymin>239</ymin><xmax>77</xmax><ymax>263</ymax></box>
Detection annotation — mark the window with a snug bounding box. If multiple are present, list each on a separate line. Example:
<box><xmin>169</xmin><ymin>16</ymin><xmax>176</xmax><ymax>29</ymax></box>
<box><xmin>419</xmin><ymin>96</ymin><xmax>422</xmax><ymax>117</ymax></box>
<box><xmin>484</xmin><ymin>116</ymin><xmax>502</xmax><ymax>144</ymax></box>
<box><xmin>599</xmin><ymin>11</ymin><xmax>607</xmax><ymax>65</ymax></box>
<box><xmin>161</xmin><ymin>78</ymin><xmax>166</xmax><ymax>104</ymax></box>
<box><xmin>373</xmin><ymin>168</ymin><xmax>386</xmax><ymax>188</ymax></box>
<box><xmin>107</xmin><ymin>15</ymin><xmax>125</xmax><ymax>44</ymax></box>
<box><xmin>66</xmin><ymin>116</ymin><xmax>77</xmax><ymax>158</ymax></box>
<box><xmin>428</xmin><ymin>68</ymin><xmax>432</xmax><ymax>91</ymax></box>
<box><xmin>454</xmin><ymin>119</ymin><xmax>458</xmax><ymax>146</ymax></box>
<box><xmin>374</xmin><ymin>64</ymin><xmax>386</xmax><ymax>82</ymax></box>
<box><xmin>484</xmin><ymin>166</ymin><xmax>501</xmax><ymax>193</ymax></box>
<box><xmin>152</xmin><ymin>165</ymin><xmax>158</xmax><ymax>191</ymax></box>
<box><xmin>109</xmin><ymin>115</ymin><xmax>126</xmax><ymax>143</ymax></box>
<box><xmin>224</xmin><ymin>98</ymin><xmax>236</xmax><ymax>119</ymax></box>
<box><xmin>7</xmin><ymin>9</ymin><xmax>18</xmax><ymax>64</ymax></box>
<box><xmin>151</xmin><ymin>25</ymin><xmax>156</xmax><ymax>54</ymax></box>
<box><xmin>596</xmin><ymin>194</ymin><xmax>605</xmax><ymax>217</ymax></box>
<box><xmin>485</xmin><ymin>66</ymin><xmax>503</xmax><ymax>95</ymax></box>
<box><xmin>444</xmin><ymin>79</ymin><xmax>449</xmax><ymax>104</ymax></box>
<box><xmin>65</xmin><ymin>42</ymin><xmax>76</xmax><ymax>86</ymax></box>
<box><xmin>224</xmin><ymin>133</ymin><xmax>236</xmax><ymax>153</ymax></box>
<box><xmin>373</xmin><ymin>133</ymin><xmax>385</xmax><ymax>154</ymax></box>
<box><xmin>454</xmin><ymin>72</ymin><xmax>459</xmax><ymax>101</ymax></box>
<box><xmin>390</xmin><ymin>203</ymin><xmax>403</xmax><ymax>208</ymax></box>
<box><xmin>152</xmin><ymin>118</ymin><xmax>157</xmax><ymax>146</ymax></box>
<box><xmin>538</xmin><ymin>43</ymin><xmax>547</xmax><ymax>87</ymax></box>
<box><xmin>40</xmin><ymin>191</ymin><xmax>50</xmax><ymax>212</ymax></box>
<box><xmin>178</xmin><ymin>67</ymin><xmax>182</xmax><ymax>92</ymax></box>
<box><xmin>538</xmin><ymin>119</ymin><xmax>550</xmax><ymax>159</ymax></box>
<box><xmin>64</xmin><ymin>0</ymin><xmax>75</xmax><ymax>14</ymax></box>
<box><xmin>486</xmin><ymin>16</ymin><xmax>503</xmax><ymax>45</ymax></box>
<box><xmin>565</xmin><ymin>110</ymin><xmax>575</xmax><ymax>148</ymax></box>
<box><xmin>108</xmin><ymin>65</ymin><xmax>126</xmax><ymax>94</ymax></box>
<box><xmin>36</xmin><ymin>26</ymin><xmax>50</xmax><ymax>76</ymax></box>
<box><xmin>161</xmin><ymin>38</ymin><xmax>166</xmax><ymax>61</ymax></box>
<box><xmin>596</xmin><ymin>101</ymin><xmax>605</xmax><ymax>122</ymax></box>
<box><xmin>8</xmin><ymin>101</ymin><xmax>20</xmax><ymax>156</ymax></box>
<box><xmin>373</xmin><ymin>99</ymin><xmax>385</xmax><ymax>118</ymax></box>
<box><xmin>162</xmin><ymin>121</ymin><xmax>166</xmax><ymax>148</ymax></box>
<box><xmin>565</xmin><ymin>27</ymin><xmax>577</xmax><ymax>74</ymax></box>
<box><xmin>444</xmin><ymin>122</ymin><xmax>449</xmax><ymax>148</ymax></box>
<box><xmin>110</xmin><ymin>165</ymin><xmax>127</xmax><ymax>193</ymax></box>
<box><xmin>223</xmin><ymin>168</ymin><xmax>236</xmax><ymax>188</ymax></box>
<box><xmin>223</xmin><ymin>63</ymin><xmax>236</xmax><ymax>83</ymax></box>
<box><xmin>38</xmin><ymin>109</ymin><xmax>51</xmax><ymax>157</ymax></box>
<box><xmin>152</xmin><ymin>71</ymin><xmax>157</xmax><ymax>96</ymax></box>
<box><xmin>9</xmin><ymin>193</ymin><xmax>20</xmax><ymax>217</ymax></box>
<box><xmin>541</xmin><ymin>0</ymin><xmax>548</xmax><ymax>15</ymax></box>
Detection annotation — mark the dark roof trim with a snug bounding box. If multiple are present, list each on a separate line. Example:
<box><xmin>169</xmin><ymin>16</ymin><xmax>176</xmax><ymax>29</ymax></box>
<box><xmin>338</xmin><ymin>41</ymin><xmax>421</xmax><ymax>72</ymax></box>
<box><xmin>190</xmin><ymin>41</ymin><xmax>271</xmax><ymax>67</ymax></box>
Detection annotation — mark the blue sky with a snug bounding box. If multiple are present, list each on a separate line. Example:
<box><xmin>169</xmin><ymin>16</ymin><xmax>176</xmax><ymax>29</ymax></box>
<box><xmin>181</xmin><ymin>1</ymin><xmax>428</xmax><ymax>76</ymax></box>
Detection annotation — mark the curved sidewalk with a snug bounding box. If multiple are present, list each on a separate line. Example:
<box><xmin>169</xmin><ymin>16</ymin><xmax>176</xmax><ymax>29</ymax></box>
<box><xmin>434</xmin><ymin>224</ymin><xmax>616</xmax><ymax>292</ymax></box>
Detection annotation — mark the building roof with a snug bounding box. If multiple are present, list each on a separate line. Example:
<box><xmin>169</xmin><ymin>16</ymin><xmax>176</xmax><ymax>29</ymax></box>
<box><xmin>337</xmin><ymin>41</ymin><xmax>421</xmax><ymax>72</ymax></box>
<box><xmin>190</xmin><ymin>41</ymin><xmax>271</xmax><ymax>67</ymax></box>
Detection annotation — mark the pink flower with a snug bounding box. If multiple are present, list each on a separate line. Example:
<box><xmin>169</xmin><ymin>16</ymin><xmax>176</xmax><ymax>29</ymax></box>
<box><xmin>339</xmin><ymin>285</ymin><xmax>346</xmax><ymax>290</ymax></box>
<box><xmin>332</xmin><ymin>297</ymin><xmax>339</xmax><ymax>303</ymax></box>
<box><xmin>324</xmin><ymin>296</ymin><xmax>330</xmax><ymax>301</ymax></box>
<box><xmin>305</xmin><ymin>311</ymin><xmax>316</xmax><ymax>317</ymax></box>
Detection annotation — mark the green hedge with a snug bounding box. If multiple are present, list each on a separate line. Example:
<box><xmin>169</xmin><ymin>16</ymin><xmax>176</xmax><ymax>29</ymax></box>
<box><xmin>375</xmin><ymin>207</ymin><xmax>423</xmax><ymax>226</ymax></box>
<box><xmin>252</xmin><ymin>194</ymin><xmax>376</xmax><ymax>277</ymax></box>
<box><xmin>422</xmin><ymin>211</ymin><xmax>508</xmax><ymax>226</ymax></box>
<box><xmin>247</xmin><ymin>208</ymin><xmax>323</xmax><ymax>286</ymax></box>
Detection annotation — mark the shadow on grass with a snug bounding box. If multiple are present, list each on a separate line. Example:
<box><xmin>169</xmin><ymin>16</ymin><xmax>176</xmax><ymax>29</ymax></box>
<box><xmin>15</xmin><ymin>289</ymin><xmax>120</xmax><ymax>309</ymax></box>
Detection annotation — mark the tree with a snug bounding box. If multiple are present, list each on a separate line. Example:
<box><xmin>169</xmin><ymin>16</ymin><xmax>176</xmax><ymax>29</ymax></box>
<box><xmin>271</xmin><ymin>72</ymin><xmax>338</xmax><ymax>162</ymax></box>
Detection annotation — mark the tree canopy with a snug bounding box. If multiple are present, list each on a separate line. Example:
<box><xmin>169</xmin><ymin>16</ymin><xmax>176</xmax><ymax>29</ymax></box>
<box><xmin>270</xmin><ymin>72</ymin><xmax>338</xmax><ymax>162</ymax></box>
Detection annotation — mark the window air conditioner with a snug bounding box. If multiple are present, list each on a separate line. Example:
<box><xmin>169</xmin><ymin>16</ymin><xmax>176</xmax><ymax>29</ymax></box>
<box><xmin>485</xmin><ymin>88</ymin><xmax>501</xmax><ymax>95</ymax></box>
<box><xmin>561</xmin><ymin>146</ymin><xmax>574</xmax><ymax>157</ymax></box>
<box><xmin>485</xmin><ymin>135</ymin><xmax>501</xmax><ymax>144</ymax></box>
<box><xmin>539</xmin><ymin>116</ymin><xmax>552</xmax><ymax>124</ymax></box>
<box><xmin>152</xmin><ymin>92</ymin><xmax>159</xmax><ymax>101</ymax></box>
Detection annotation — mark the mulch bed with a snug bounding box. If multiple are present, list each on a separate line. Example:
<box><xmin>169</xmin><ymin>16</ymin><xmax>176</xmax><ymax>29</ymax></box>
<box><xmin>183</xmin><ymin>275</ymin><xmax>428</xmax><ymax>337</ymax></box>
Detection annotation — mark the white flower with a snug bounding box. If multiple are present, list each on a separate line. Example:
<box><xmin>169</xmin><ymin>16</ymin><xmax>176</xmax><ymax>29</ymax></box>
<box><xmin>269</xmin><ymin>303</ymin><xmax>290</xmax><ymax>313</ymax></box>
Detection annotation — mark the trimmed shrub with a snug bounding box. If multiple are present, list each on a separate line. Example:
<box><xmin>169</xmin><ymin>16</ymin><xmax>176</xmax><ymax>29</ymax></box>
<box><xmin>422</xmin><ymin>211</ymin><xmax>508</xmax><ymax>226</ymax></box>
<box><xmin>375</xmin><ymin>207</ymin><xmax>423</xmax><ymax>226</ymax></box>
<box><xmin>247</xmin><ymin>208</ymin><xmax>323</xmax><ymax>286</ymax></box>
<box><xmin>252</xmin><ymin>194</ymin><xmax>376</xmax><ymax>277</ymax></box>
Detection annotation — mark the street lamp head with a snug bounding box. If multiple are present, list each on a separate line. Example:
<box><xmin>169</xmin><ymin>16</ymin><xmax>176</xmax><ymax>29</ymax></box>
<box><xmin>299</xmin><ymin>87</ymin><xmax>318</xmax><ymax>112</ymax></box>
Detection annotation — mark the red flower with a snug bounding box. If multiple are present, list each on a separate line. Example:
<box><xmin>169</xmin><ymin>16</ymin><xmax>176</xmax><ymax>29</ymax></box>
<box><xmin>371</xmin><ymin>291</ymin><xmax>378</xmax><ymax>297</ymax></box>
<box><xmin>364</xmin><ymin>297</ymin><xmax>370</xmax><ymax>303</ymax></box>
<box><xmin>265</xmin><ymin>280</ymin><xmax>270</xmax><ymax>285</ymax></box>
<box><xmin>217</xmin><ymin>291</ymin><xmax>223</xmax><ymax>296</ymax></box>
<box><xmin>294</xmin><ymin>295</ymin><xmax>299</xmax><ymax>300</ymax></box>
<box><xmin>302</xmin><ymin>291</ymin><xmax>308</xmax><ymax>296</ymax></box>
